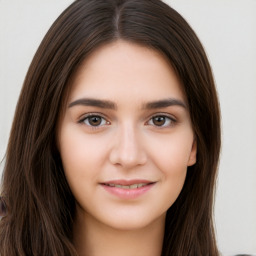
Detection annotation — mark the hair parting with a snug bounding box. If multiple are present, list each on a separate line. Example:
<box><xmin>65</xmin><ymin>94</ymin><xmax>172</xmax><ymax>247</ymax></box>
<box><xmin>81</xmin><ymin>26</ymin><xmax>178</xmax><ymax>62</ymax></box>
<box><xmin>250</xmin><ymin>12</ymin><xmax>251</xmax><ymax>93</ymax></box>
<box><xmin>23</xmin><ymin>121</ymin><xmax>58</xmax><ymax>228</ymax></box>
<box><xmin>0</xmin><ymin>1</ymin><xmax>221</xmax><ymax>255</ymax></box>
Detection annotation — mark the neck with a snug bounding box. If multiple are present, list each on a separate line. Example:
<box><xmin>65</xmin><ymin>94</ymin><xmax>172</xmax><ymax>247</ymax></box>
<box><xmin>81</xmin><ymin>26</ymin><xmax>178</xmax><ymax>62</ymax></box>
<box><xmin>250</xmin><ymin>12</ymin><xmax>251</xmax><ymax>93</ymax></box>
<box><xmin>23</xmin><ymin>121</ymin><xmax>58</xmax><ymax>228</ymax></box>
<box><xmin>73</xmin><ymin>210</ymin><xmax>165</xmax><ymax>256</ymax></box>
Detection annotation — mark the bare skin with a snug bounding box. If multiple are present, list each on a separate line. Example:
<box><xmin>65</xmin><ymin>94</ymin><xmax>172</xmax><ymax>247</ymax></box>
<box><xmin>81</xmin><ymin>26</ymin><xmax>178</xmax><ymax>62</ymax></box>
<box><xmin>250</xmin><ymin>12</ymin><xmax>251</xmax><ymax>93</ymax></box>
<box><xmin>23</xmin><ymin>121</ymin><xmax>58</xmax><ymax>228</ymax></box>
<box><xmin>73</xmin><ymin>207</ymin><xmax>165</xmax><ymax>256</ymax></box>
<box><xmin>58</xmin><ymin>40</ymin><xmax>196</xmax><ymax>256</ymax></box>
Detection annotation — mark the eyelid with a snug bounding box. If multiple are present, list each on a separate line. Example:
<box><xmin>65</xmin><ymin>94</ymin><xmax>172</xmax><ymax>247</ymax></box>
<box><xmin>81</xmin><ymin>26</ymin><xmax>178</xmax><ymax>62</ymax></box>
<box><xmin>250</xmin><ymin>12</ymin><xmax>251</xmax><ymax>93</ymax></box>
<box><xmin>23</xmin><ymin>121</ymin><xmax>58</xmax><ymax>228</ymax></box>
<box><xmin>78</xmin><ymin>112</ymin><xmax>110</xmax><ymax>127</ymax></box>
<box><xmin>77</xmin><ymin>112</ymin><xmax>177</xmax><ymax>129</ymax></box>
<box><xmin>146</xmin><ymin>113</ymin><xmax>177</xmax><ymax>127</ymax></box>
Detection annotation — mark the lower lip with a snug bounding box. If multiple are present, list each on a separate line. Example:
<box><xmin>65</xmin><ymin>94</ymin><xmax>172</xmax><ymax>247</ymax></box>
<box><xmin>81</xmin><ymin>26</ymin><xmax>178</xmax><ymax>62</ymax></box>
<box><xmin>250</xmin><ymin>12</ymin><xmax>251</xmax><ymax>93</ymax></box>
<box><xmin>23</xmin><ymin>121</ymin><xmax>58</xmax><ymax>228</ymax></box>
<box><xmin>100</xmin><ymin>183</ymin><xmax>155</xmax><ymax>200</ymax></box>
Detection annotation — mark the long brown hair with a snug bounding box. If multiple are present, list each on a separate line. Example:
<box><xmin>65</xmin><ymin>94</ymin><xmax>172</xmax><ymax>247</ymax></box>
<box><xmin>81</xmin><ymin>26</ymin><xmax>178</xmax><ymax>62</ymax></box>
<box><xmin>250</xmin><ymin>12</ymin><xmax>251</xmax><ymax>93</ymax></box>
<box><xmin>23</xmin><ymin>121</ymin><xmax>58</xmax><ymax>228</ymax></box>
<box><xmin>0</xmin><ymin>0</ymin><xmax>221</xmax><ymax>255</ymax></box>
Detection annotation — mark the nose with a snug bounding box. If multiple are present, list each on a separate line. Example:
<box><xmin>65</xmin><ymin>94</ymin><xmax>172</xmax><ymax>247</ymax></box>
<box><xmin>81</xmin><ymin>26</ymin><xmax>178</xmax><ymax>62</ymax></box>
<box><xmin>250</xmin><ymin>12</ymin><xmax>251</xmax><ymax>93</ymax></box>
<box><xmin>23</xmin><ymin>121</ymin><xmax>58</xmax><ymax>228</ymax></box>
<box><xmin>109</xmin><ymin>123</ymin><xmax>147</xmax><ymax>169</ymax></box>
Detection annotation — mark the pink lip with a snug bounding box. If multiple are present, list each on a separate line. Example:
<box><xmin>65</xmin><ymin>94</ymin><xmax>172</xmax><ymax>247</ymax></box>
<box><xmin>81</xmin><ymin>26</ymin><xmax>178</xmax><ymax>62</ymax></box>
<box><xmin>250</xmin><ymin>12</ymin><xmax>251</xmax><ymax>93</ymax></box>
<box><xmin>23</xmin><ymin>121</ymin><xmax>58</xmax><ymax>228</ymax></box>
<box><xmin>100</xmin><ymin>179</ymin><xmax>156</xmax><ymax>200</ymax></box>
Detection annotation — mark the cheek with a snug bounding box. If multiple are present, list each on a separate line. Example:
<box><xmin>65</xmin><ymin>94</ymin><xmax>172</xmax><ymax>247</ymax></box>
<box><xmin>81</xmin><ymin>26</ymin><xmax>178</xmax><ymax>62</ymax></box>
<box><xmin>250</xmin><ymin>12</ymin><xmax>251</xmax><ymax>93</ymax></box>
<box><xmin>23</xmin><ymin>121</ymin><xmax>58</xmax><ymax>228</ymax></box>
<box><xmin>59</xmin><ymin>125</ymin><xmax>102</xmax><ymax>166</ymax></box>
<box><xmin>156</xmin><ymin>147</ymin><xmax>188</xmax><ymax>210</ymax></box>
<box><xmin>158</xmin><ymin>145</ymin><xmax>188</xmax><ymax>192</ymax></box>
<box><xmin>58</xmin><ymin>126</ymin><xmax>106</xmax><ymax>191</ymax></box>
<box><xmin>146</xmin><ymin>133</ymin><xmax>193</xmax><ymax>203</ymax></box>
<box><xmin>146</xmin><ymin>130</ymin><xmax>194</xmax><ymax>172</ymax></box>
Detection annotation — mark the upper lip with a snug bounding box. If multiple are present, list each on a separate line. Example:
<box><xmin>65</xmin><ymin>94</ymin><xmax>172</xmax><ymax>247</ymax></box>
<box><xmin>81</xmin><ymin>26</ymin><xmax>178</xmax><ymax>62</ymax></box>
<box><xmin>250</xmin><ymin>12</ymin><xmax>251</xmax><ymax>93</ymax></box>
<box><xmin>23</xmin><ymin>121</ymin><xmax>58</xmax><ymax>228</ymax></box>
<box><xmin>101</xmin><ymin>179</ymin><xmax>154</xmax><ymax>186</ymax></box>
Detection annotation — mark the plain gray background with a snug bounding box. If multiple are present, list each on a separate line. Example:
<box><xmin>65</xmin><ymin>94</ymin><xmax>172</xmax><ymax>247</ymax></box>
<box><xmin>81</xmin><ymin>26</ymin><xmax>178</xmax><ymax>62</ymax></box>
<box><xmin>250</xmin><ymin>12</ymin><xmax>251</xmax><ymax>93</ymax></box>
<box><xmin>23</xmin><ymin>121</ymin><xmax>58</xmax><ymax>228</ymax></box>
<box><xmin>0</xmin><ymin>1</ymin><xmax>256</xmax><ymax>255</ymax></box>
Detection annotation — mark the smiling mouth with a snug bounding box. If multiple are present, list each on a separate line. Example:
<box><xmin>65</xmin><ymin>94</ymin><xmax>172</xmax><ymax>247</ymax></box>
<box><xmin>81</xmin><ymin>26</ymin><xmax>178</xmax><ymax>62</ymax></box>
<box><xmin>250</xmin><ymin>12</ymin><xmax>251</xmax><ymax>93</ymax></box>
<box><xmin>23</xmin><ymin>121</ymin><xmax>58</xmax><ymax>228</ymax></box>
<box><xmin>103</xmin><ymin>183</ymin><xmax>151</xmax><ymax>189</ymax></box>
<box><xmin>100</xmin><ymin>180</ymin><xmax>156</xmax><ymax>199</ymax></box>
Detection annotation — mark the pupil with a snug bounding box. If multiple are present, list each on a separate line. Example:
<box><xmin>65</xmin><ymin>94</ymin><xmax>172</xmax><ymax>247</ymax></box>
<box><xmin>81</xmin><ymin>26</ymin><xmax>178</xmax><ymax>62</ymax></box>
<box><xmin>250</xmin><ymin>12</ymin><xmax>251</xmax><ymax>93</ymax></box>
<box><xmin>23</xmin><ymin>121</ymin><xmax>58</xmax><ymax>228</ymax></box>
<box><xmin>153</xmin><ymin>116</ymin><xmax>165</xmax><ymax>126</ymax></box>
<box><xmin>89</xmin><ymin>116</ymin><xmax>101</xmax><ymax>126</ymax></box>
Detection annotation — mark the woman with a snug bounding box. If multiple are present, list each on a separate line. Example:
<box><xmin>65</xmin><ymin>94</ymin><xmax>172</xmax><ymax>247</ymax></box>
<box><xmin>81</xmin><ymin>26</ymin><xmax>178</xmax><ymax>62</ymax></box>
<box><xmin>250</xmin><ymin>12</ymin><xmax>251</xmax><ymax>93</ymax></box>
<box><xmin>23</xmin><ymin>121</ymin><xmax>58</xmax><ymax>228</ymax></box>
<box><xmin>0</xmin><ymin>0</ymin><xmax>221</xmax><ymax>255</ymax></box>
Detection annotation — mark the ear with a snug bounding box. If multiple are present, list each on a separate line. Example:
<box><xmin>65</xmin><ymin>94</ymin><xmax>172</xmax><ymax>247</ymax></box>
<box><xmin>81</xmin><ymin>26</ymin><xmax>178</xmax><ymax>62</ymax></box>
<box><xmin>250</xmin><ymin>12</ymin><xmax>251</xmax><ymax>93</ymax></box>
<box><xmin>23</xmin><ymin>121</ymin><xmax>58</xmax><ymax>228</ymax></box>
<box><xmin>187</xmin><ymin>139</ymin><xmax>197</xmax><ymax>166</ymax></box>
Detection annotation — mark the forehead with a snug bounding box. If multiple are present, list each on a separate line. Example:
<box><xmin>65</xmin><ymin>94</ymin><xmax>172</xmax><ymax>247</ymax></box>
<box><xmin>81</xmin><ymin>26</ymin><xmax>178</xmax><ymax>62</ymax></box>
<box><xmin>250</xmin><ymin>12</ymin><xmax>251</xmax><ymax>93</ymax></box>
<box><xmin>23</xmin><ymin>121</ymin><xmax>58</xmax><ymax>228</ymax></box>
<box><xmin>68</xmin><ymin>40</ymin><xmax>185</xmax><ymax>104</ymax></box>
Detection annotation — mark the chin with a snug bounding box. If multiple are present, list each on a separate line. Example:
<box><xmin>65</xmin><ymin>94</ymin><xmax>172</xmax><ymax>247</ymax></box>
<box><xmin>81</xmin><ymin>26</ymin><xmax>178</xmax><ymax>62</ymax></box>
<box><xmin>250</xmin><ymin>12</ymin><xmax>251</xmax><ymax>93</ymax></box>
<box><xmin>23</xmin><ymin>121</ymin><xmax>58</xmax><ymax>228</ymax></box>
<box><xmin>98</xmin><ymin>210</ymin><xmax>166</xmax><ymax>231</ymax></box>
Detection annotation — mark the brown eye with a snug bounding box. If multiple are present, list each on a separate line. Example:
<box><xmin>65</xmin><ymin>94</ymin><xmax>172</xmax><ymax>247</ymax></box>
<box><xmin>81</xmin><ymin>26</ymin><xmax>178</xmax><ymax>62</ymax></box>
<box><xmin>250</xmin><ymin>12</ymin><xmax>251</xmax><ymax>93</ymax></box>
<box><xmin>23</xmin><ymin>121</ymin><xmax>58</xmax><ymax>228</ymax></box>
<box><xmin>152</xmin><ymin>116</ymin><xmax>166</xmax><ymax>126</ymax></box>
<box><xmin>148</xmin><ymin>115</ymin><xmax>175</xmax><ymax>127</ymax></box>
<box><xmin>88</xmin><ymin>116</ymin><xmax>102</xmax><ymax>126</ymax></box>
<box><xmin>81</xmin><ymin>115</ymin><xmax>108</xmax><ymax>127</ymax></box>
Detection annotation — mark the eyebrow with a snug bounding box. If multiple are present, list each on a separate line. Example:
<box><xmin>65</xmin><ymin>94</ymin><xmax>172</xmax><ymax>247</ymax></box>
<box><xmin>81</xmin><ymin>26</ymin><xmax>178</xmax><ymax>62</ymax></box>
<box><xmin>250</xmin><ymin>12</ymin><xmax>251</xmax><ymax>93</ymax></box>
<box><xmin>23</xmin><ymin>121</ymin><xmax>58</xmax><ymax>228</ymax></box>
<box><xmin>143</xmin><ymin>98</ymin><xmax>187</xmax><ymax>109</ymax></box>
<box><xmin>68</xmin><ymin>97</ymin><xmax>186</xmax><ymax>110</ymax></box>
<box><xmin>68</xmin><ymin>98</ymin><xmax>117</xmax><ymax>109</ymax></box>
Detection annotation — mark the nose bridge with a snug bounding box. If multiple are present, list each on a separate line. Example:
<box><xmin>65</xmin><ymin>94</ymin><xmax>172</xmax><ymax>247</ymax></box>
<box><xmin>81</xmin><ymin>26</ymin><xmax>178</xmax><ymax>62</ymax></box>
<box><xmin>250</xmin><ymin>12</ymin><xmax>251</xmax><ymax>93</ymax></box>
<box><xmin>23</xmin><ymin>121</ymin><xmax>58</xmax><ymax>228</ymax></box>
<box><xmin>109</xmin><ymin>121</ymin><xmax>147</xmax><ymax>168</ymax></box>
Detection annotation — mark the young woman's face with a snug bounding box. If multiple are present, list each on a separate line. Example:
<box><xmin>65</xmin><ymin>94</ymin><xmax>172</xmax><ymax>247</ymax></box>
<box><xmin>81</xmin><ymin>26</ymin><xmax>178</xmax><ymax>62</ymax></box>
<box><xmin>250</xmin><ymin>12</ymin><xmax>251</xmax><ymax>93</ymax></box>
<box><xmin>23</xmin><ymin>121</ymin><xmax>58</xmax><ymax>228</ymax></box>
<box><xmin>58</xmin><ymin>40</ymin><xmax>196</xmax><ymax>230</ymax></box>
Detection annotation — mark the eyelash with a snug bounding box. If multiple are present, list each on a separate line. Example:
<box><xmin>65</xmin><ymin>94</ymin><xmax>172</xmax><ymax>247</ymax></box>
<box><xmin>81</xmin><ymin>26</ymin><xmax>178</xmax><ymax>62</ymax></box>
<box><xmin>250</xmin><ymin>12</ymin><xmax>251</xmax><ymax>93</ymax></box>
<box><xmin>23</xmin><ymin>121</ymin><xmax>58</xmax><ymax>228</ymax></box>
<box><xmin>78</xmin><ymin>113</ymin><xmax>176</xmax><ymax>129</ymax></box>
<box><xmin>146</xmin><ymin>114</ymin><xmax>176</xmax><ymax>128</ymax></box>
<box><xmin>78</xmin><ymin>113</ymin><xmax>110</xmax><ymax>129</ymax></box>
